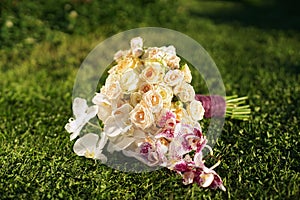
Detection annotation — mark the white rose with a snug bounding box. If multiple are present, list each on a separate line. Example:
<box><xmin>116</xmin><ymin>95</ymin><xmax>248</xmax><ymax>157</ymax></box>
<box><xmin>187</xmin><ymin>100</ymin><xmax>205</xmax><ymax>121</ymax></box>
<box><xmin>180</xmin><ymin>109</ymin><xmax>202</xmax><ymax>130</ymax></box>
<box><xmin>113</xmin><ymin>56</ymin><xmax>136</xmax><ymax>74</ymax></box>
<box><xmin>164</xmin><ymin>69</ymin><xmax>184</xmax><ymax>87</ymax></box>
<box><xmin>160</xmin><ymin>45</ymin><xmax>177</xmax><ymax>55</ymax></box>
<box><xmin>113</xmin><ymin>50</ymin><xmax>130</xmax><ymax>61</ymax></box>
<box><xmin>181</xmin><ymin>64</ymin><xmax>192</xmax><ymax>83</ymax></box>
<box><xmin>142</xmin><ymin>47</ymin><xmax>165</xmax><ymax>61</ymax></box>
<box><xmin>101</xmin><ymin>75</ymin><xmax>122</xmax><ymax>100</ymax></box>
<box><xmin>165</xmin><ymin>54</ymin><xmax>180</xmax><ymax>69</ymax></box>
<box><xmin>130</xmin><ymin>37</ymin><xmax>143</xmax><ymax>57</ymax></box>
<box><xmin>173</xmin><ymin>82</ymin><xmax>195</xmax><ymax>102</ymax></box>
<box><xmin>120</xmin><ymin>69</ymin><xmax>139</xmax><ymax>92</ymax></box>
<box><xmin>143</xmin><ymin>90</ymin><xmax>163</xmax><ymax>113</ymax></box>
<box><xmin>105</xmin><ymin>74</ymin><xmax>121</xmax><ymax>83</ymax></box>
<box><xmin>130</xmin><ymin>102</ymin><xmax>154</xmax><ymax>129</ymax></box>
<box><xmin>140</xmin><ymin>62</ymin><xmax>165</xmax><ymax>84</ymax></box>
<box><xmin>159</xmin><ymin>45</ymin><xmax>180</xmax><ymax>69</ymax></box>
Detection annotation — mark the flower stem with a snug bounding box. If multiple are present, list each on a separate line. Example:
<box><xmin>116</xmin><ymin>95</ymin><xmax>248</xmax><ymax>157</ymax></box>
<box><xmin>87</xmin><ymin>122</ymin><xmax>102</xmax><ymax>130</ymax></box>
<box><xmin>225</xmin><ymin>95</ymin><xmax>251</xmax><ymax>121</ymax></box>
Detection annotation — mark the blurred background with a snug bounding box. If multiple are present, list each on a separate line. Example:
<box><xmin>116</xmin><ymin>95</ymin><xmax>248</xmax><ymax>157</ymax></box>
<box><xmin>1</xmin><ymin>0</ymin><xmax>300</xmax><ymax>47</ymax></box>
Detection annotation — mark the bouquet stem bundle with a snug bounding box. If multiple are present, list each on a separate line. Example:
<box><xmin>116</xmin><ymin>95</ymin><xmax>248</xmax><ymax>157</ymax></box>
<box><xmin>195</xmin><ymin>94</ymin><xmax>251</xmax><ymax>121</ymax></box>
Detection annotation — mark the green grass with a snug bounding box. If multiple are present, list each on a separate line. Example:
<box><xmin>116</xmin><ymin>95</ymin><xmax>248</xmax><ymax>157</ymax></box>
<box><xmin>1</xmin><ymin>0</ymin><xmax>299</xmax><ymax>199</ymax></box>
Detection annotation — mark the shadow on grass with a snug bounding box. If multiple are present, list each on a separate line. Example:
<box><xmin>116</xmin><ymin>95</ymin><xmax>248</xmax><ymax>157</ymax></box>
<box><xmin>189</xmin><ymin>0</ymin><xmax>300</xmax><ymax>31</ymax></box>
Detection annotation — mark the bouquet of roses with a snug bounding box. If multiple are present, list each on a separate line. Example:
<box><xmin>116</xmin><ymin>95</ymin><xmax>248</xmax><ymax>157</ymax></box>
<box><xmin>65</xmin><ymin>37</ymin><xmax>250</xmax><ymax>191</ymax></box>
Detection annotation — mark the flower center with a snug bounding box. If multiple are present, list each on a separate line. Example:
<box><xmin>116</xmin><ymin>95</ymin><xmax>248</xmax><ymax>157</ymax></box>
<box><xmin>151</xmin><ymin>95</ymin><xmax>159</xmax><ymax>106</ymax></box>
<box><xmin>136</xmin><ymin>111</ymin><xmax>145</xmax><ymax>122</ymax></box>
<box><xmin>146</xmin><ymin>69</ymin><xmax>153</xmax><ymax>78</ymax></box>
<box><xmin>141</xmin><ymin>84</ymin><xmax>151</xmax><ymax>93</ymax></box>
<box><xmin>170</xmin><ymin>74</ymin><xmax>177</xmax><ymax>80</ymax></box>
<box><xmin>84</xmin><ymin>150</ymin><xmax>95</xmax><ymax>159</ymax></box>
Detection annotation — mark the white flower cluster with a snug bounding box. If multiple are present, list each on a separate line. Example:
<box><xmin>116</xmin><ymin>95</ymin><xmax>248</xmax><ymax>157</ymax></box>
<box><xmin>65</xmin><ymin>37</ymin><xmax>205</xmax><ymax>162</ymax></box>
<box><xmin>65</xmin><ymin>37</ymin><xmax>225</xmax><ymax>190</ymax></box>
<box><xmin>95</xmin><ymin>37</ymin><xmax>204</xmax><ymax>152</ymax></box>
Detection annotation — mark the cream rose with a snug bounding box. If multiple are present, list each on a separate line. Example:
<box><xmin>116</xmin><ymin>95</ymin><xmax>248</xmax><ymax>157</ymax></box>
<box><xmin>155</xmin><ymin>84</ymin><xmax>173</xmax><ymax>108</ymax></box>
<box><xmin>181</xmin><ymin>64</ymin><xmax>192</xmax><ymax>83</ymax></box>
<box><xmin>138</xmin><ymin>82</ymin><xmax>153</xmax><ymax>94</ymax></box>
<box><xmin>130</xmin><ymin>102</ymin><xmax>154</xmax><ymax>129</ymax></box>
<box><xmin>112</xmin><ymin>56</ymin><xmax>136</xmax><ymax>74</ymax></box>
<box><xmin>160</xmin><ymin>45</ymin><xmax>177</xmax><ymax>56</ymax></box>
<box><xmin>120</xmin><ymin>69</ymin><xmax>139</xmax><ymax>92</ymax></box>
<box><xmin>173</xmin><ymin>82</ymin><xmax>195</xmax><ymax>102</ymax></box>
<box><xmin>100</xmin><ymin>81</ymin><xmax>122</xmax><ymax>100</ymax></box>
<box><xmin>164</xmin><ymin>69</ymin><xmax>184</xmax><ymax>87</ymax></box>
<box><xmin>159</xmin><ymin>46</ymin><xmax>180</xmax><ymax>69</ymax></box>
<box><xmin>140</xmin><ymin>62</ymin><xmax>164</xmax><ymax>84</ymax></box>
<box><xmin>187</xmin><ymin>100</ymin><xmax>205</xmax><ymax>121</ymax></box>
<box><xmin>142</xmin><ymin>47</ymin><xmax>164</xmax><ymax>61</ymax></box>
<box><xmin>165</xmin><ymin>54</ymin><xmax>180</xmax><ymax>69</ymax></box>
<box><xmin>143</xmin><ymin>90</ymin><xmax>163</xmax><ymax>113</ymax></box>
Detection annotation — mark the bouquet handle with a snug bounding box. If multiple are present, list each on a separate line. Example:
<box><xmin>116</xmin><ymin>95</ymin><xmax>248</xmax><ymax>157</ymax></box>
<box><xmin>195</xmin><ymin>94</ymin><xmax>251</xmax><ymax>121</ymax></box>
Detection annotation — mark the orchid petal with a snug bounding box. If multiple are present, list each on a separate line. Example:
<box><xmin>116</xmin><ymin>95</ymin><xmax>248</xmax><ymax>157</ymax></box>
<box><xmin>73</xmin><ymin>98</ymin><xmax>88</xmax><ymax>119</ymax></box>
<box><xmin>200</xmin><ymin>173</ymin><xmax>214</xmax><ymax>188</ymax></box>
<box><xmin>73</xmin><ymin>133</ymin><xmax>98</xmax><ymax>156</ymax></box>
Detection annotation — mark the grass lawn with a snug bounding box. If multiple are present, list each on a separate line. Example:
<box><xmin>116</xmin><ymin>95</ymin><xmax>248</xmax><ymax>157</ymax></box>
<box><xmin>0</xmin><ymin>0</ymin><xmax>299</xmax><ymax>199</ymax></box>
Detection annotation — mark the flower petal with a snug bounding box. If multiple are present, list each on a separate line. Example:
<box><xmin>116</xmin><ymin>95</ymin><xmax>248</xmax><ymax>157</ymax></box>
<box><xmin>200</xmin><ymin>173</ymin><xmax>215</xmax><ymax>188</ymax></box>
<box><xmin>104</xmin><ymin>116</ymin><xmax>124</xmax><ymax>137</ymax></box>
<box><xmin>94</xmin><ymin>151</ymin><xmax>108</xmax><ymax>163</ymax></box>
<box><xmin>73</xmin><ymin>133</ymin><xmax>99</xmax><ymax>156</ymax></box>
<box><xmin>73</xmin><ymin>98</ymin><xmax>88</xmax><ymax>119</ymax></box>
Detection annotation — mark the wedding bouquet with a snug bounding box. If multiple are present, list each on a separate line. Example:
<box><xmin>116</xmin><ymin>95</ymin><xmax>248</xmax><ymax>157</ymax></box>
<box><xmin>65</xmin><ymin>37</ymin><xmax>250</xmax><ymax>191</ymax></box>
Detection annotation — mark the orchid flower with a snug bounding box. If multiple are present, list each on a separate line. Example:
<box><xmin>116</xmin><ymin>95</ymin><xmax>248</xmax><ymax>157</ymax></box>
<box><xmin>92</xmin><ymin>93</ymin><xmax>112</xmax><ymax>123</ymax></box>
<box><xmin>73</xmin><ymin>133</ymin><xmax>108</xmax><ymax>163</ymax></box>
<box><xmin>107</xmin><ymin>128</ymin><xmax>145</xmax><ymax>153</ymax></box>
<box><xmin>65</xmin><ymin>98</ymin><xmax>98</xmax><ymax>141</ymax></box>
<box><xmin>123</xmin><ymin>139</ymin><xmax>168</xmax><ymax>167</ymax></box>
<box><xmin>104</xmin><ymin>103</ymin><xmax>133</xmax><ymax>137</ymax></box>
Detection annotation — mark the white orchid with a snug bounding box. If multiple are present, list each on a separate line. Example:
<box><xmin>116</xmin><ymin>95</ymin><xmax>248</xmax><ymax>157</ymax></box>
<box><xmin>65</xmin><ymin>98</ymin><xmax>98</xmax><ymax>141</ymax></box>
<box><xmin>92</xmin><ymin>93</ymin><xmax>112</xmax><ymax>123</ymax></box>
<box><xmin>73</xmin><ymin>133</ymin><xmax>108</xmax><ymax>163</ymax></box>
<box><xmin>104</xmin><ymin>103</ymin><xmax>133</xmax><ymax>137</ymax></box>
<box><xmin>130</xmin><ymin>37</ymin><xmax>143</xmax><ymax>57</ymax></box>
<box><xmin>107</xmin><ymin>128</ymin><xmax>145</xmax><ymax>153</ymax></box>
